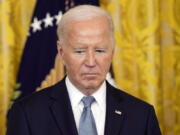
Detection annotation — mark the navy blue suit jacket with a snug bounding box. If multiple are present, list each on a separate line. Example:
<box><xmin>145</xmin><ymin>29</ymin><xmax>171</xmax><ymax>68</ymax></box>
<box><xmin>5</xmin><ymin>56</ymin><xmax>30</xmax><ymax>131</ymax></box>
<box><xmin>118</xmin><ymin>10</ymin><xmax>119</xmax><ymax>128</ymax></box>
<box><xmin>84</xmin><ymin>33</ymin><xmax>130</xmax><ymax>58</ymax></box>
<box><xmin>6</xmin><ymin>78</ymin><xmax>161</xmax><ymax>135</ymax></box>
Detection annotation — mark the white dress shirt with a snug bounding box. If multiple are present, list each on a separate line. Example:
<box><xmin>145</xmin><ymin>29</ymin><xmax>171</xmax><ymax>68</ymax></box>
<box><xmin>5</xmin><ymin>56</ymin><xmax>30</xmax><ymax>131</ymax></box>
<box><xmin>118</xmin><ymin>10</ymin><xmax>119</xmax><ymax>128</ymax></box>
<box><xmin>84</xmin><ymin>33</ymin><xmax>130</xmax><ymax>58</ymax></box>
<box><xmin>66</xmin><ymin>76</ymin><xmax>106</xmax><ymax>135</ymax></box>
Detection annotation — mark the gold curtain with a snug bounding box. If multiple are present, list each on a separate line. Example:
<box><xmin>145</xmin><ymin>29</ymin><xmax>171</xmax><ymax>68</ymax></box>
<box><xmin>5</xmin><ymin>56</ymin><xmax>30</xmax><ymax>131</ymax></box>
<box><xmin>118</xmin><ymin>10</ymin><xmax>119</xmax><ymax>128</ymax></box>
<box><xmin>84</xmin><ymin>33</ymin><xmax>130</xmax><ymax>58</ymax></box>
<box><xmin>100</xmin><ymin>0</ymin><xmax>180</xmax><ymax>135</ymax></box>
<box><xmin>0</xmin><ymin>0</ymin><xmax>36</xmax><ymax>134</ymax></box>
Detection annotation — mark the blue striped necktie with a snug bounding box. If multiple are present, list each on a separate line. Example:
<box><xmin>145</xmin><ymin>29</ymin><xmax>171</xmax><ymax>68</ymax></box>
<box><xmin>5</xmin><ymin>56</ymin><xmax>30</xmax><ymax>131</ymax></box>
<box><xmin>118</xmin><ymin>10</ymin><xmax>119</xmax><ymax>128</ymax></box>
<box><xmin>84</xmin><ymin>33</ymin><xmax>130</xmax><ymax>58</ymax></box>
<box><xmin>79</xmin><ymin>96</ymin><xmax>98</xmax><ymax>135</ymax></box>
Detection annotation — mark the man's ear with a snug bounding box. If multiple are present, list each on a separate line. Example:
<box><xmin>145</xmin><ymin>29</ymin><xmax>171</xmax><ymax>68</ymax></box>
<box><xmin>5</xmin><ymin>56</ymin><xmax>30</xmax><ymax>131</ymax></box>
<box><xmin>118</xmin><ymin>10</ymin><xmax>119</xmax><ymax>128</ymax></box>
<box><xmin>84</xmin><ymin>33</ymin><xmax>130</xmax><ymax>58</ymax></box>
<box><xmin>57</xmin><ymin>40</ymin><xmax>65</xmax><ymax>64</ymax></box>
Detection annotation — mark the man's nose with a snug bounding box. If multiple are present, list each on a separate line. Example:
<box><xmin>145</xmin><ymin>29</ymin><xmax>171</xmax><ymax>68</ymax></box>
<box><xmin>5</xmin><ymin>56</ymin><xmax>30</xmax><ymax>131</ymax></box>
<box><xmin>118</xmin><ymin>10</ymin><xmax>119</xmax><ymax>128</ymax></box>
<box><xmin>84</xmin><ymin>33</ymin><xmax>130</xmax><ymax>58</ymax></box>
<box><xmin>85</xmin><ymin>51</ymin><xmax>96</xmax><ymax>68</ymax></box>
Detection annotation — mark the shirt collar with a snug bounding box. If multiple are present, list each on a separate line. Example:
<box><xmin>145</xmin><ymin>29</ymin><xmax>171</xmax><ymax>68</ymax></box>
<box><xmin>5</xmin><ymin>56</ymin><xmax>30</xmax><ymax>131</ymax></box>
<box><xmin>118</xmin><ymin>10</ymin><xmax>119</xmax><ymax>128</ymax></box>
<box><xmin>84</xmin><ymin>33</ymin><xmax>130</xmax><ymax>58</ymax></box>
<box><xmin>65</xmin><ymin>76</ymin><xmax>106</xmax><ymax>111</ymax></box>
<box><xmin>66</xmin><ymin>76</ymin><xmax>84</xmax><ymax>109</ymax></box>
<box><xmin>92</xmin><ymin>80</ymin><xmax>106</xmax><ymax>111</ymax></box>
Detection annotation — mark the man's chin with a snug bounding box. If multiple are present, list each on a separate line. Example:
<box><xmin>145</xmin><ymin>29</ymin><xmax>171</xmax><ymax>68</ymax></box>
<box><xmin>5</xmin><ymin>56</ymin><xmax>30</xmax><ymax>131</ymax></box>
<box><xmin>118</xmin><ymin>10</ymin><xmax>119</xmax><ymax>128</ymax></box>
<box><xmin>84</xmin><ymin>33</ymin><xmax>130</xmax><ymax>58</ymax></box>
<box><xmin>84</xmin><ymin>75</ymin><xmax>98</xmax><ymax>81</ymax></box>
<box><xmin>82</xmin><ymin>81</ymin><xmax>101</xmax><ymax>90</ymax></box>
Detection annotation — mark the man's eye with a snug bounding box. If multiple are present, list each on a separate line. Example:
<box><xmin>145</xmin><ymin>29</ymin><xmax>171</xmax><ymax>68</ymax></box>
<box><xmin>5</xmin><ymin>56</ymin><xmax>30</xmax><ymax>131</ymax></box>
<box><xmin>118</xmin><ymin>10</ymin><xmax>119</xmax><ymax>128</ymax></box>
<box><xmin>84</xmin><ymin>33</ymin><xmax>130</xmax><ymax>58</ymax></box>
<box><xmin>96</xmin><ymin>49</ymin><xmax>105</xmax><ymax>53</ymax></box>
<box><xmin>75</xmin><ymin>50</ymin><xmax>85</xmax><ymax>54</ymax></box>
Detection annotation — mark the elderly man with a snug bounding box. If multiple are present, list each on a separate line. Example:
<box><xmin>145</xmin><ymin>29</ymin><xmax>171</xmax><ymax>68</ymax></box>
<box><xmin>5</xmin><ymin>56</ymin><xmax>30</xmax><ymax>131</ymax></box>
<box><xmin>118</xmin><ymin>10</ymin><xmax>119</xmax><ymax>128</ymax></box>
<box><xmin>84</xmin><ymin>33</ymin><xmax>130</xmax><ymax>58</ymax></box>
<box><xmin>6</xmin><ymin>5</ymin><xmax>161</xmax><ymax>135</ymax></box>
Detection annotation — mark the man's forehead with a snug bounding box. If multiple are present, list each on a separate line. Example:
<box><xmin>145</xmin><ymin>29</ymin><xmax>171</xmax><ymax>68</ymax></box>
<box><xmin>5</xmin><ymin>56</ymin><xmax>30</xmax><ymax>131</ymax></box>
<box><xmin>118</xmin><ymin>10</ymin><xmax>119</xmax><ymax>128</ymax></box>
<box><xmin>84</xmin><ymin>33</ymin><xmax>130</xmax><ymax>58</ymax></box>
<box><xmin>66</xmin><ymin>16</ymin><xmax>110</xmax><ymax>32</ymax></box>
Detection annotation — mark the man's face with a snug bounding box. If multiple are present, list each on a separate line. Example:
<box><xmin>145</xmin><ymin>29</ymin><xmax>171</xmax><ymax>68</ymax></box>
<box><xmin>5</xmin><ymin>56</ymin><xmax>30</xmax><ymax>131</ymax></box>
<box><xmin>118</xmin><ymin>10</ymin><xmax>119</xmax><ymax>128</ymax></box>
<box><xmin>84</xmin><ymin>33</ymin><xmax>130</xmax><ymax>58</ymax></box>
<box><xmin>57</xmin><ymin>16</ymin><xmax>114</xmax><ymax>94</ymax></box>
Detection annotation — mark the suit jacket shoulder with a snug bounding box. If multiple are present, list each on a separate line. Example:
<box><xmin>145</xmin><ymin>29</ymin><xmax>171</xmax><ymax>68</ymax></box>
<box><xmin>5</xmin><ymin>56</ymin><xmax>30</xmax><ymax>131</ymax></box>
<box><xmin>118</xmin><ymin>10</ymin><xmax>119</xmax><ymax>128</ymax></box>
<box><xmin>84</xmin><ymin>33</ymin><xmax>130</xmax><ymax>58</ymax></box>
<box><xmin>108</xmin><ymin>82</ymin><xmax>153</xmax><ymax>109</ymax></box>
<box><xmin>105</xmin><ymin>81</ymin><xmax>161</xmax><ymax>135</ymax></box>
<box><xmin>7</xmin><ymin>78</ymin><xmax>78</xmax><ymax>135</ymax></box>
<box><xmin>14</xmin><ymin>81</ymin><xmax>61</xmax><ymax>108</ymax></box>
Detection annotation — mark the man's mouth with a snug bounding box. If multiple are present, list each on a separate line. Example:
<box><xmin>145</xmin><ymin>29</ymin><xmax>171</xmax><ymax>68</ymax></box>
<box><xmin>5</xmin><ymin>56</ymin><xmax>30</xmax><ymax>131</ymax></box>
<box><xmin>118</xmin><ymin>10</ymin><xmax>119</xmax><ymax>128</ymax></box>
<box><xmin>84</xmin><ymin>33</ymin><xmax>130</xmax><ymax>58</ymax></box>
<box><xmin>82</xmin><ymin>73</ymin><xmax>99</xmax><ymax>78</ymax></box>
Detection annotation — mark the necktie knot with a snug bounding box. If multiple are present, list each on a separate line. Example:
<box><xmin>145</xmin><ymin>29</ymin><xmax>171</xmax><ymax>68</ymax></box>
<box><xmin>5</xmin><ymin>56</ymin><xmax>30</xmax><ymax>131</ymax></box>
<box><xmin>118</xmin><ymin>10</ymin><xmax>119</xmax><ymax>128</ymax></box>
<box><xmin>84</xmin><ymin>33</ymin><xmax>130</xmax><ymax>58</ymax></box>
<box><xmin>81</xmin><ymin>96</ymin><xmax>95</xmax><ymax>108</ymax></box>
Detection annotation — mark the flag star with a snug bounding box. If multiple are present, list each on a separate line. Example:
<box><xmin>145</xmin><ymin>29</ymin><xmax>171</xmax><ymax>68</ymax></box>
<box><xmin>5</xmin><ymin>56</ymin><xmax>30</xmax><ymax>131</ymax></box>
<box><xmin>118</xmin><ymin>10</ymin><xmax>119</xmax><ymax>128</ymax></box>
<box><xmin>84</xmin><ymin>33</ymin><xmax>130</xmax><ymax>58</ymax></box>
<box><xmin>31</xmin><ymin>17</ymin><xmax>42</xmax><ymax>33</ymax></box>
<box><xmin>44</xmin><ymin>13</ymin><xmax>54</xmax><ymax>28</ymax></box>
<box><xmin>55</xmin><ymin>11</ymin><xmax>62</xmax><ymax>25</ymax></box>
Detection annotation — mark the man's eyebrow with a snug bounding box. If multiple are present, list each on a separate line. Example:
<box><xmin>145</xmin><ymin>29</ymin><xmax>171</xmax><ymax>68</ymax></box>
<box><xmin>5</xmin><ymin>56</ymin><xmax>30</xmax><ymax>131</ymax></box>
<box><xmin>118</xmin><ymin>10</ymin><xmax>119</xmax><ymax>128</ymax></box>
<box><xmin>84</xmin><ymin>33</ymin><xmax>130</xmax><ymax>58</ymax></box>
<box><xmin>95</xmin><ymin>46</ymin><xmax>108</xmax><ymax>49</ymax></box>
<box><xmin>73</xmin><ymin>46</ymin><xmax>87</xmax><ymax>49</ymax></box>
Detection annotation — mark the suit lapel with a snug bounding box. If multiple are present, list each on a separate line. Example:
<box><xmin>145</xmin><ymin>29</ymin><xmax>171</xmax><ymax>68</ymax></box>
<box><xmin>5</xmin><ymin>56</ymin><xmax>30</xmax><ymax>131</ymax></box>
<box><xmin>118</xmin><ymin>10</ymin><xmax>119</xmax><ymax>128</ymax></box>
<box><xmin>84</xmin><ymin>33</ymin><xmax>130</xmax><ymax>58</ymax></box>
<box><xmin>49</xmin><ymin>78</ymin><xmax>78</xmax><ymax>135</ymax></box>
<box><xmin>104</xmin><ymin>82</ymin><xmax>125</xmax><ymax>135</ymax></box>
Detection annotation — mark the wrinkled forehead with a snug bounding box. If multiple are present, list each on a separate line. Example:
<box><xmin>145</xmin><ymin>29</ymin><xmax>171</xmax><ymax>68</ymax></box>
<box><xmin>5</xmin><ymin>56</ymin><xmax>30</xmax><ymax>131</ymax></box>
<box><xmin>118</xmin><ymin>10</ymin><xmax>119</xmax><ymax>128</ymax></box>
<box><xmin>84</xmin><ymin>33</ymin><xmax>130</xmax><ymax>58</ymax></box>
<box><xmin>62</xmin><ymin>17</ymin><xmax>114</xmax><ymax>49</ymax></box>
<box><xmin>65</xmin><ymin>15</ymin><xmax>111</xmax><ymax>37</ymax></box>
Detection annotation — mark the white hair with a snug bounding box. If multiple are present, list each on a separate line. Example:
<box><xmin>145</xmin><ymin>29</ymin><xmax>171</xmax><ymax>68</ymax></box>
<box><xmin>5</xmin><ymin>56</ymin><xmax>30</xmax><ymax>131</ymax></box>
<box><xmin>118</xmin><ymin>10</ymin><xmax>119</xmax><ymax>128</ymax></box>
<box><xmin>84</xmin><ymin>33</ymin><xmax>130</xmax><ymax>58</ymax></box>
<box><xmin>57</xmin><ymin>5</ymin><xmax>114</xmax><ymax>45</ymax></box>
